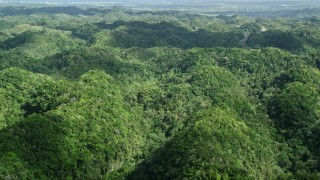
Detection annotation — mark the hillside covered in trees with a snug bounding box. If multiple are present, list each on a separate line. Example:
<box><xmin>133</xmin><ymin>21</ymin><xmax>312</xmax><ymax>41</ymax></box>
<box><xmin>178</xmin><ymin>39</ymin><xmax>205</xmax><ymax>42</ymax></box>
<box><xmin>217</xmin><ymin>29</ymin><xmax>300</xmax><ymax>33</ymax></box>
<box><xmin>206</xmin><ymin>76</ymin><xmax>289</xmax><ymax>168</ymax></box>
<box><xmin>0</xmin><ymin>5</ymin><xmax>319</xmax><ymax>179</ymax></box>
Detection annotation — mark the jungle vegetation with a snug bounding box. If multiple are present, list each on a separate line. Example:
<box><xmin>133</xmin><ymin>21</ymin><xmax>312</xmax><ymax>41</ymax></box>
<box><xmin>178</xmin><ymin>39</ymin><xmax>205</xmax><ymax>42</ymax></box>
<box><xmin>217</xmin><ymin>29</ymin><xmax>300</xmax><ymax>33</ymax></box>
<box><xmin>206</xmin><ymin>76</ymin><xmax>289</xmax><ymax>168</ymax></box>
<box><xmin>0</xmin><ymin>5</ymin><xmax>319</xmax><ymax>180</ymax></box>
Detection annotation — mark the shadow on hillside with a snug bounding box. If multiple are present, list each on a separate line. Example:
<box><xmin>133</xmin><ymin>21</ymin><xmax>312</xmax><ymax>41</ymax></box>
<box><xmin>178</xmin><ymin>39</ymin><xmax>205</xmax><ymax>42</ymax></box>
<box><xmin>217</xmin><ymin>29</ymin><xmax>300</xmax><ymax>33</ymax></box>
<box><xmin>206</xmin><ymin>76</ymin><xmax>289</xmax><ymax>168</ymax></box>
<box><xmin>0</xmin><ymin>31</ymin><xmax>34</xmax><ymax>50</ymax></box>
<box><xmin>0</xmin><ymin>113</ymin><xmax>76</xmax><ymax>179</ymax></box>
<box><xmin>95</xmin><ymin>20</ymin><xmax>244</xmax><ymax>49</ymax></box>
<box><xmin>126</xmin><ymin>134</ymin><xmax>186</xmax><ymax>180</ymax></box>
<box><xmin>40</xmin><ymin>48</ymin><xmax>150</xmax><ymax>79</ymax></box>
<box><xmin>126</xmin><ymin>127</ymin><xmax>228</xmax><ymax>179</ymax></box>
<box><xmin>247</xmin><ymin>30</ymin><xmax>305</xmax><ymax>51</ymax></box>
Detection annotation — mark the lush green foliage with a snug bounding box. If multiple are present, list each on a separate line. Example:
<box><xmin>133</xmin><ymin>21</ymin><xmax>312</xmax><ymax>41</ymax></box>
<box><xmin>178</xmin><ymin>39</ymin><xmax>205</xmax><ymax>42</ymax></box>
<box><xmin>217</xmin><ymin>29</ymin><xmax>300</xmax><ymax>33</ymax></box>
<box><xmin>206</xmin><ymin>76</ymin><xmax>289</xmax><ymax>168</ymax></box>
<box><xmin>0</xmin><ymin>6</ymin><xmax>319</xmax><ymax>179</ymax></box>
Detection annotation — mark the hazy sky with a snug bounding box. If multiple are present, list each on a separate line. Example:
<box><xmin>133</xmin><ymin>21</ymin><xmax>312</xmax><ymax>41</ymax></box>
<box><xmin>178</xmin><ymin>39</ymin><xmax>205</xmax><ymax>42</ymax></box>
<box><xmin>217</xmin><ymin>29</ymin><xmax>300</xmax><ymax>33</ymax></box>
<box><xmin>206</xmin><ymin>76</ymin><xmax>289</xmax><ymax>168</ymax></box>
<box><xmin>3</xmin><ymin>0</ymin><xmax>318</xmax><ymax>5</ymax></box>
<box><xmin>3</xmin><ymin>0</ymin><xmax>305</xmax><ymax>2</ymax></box>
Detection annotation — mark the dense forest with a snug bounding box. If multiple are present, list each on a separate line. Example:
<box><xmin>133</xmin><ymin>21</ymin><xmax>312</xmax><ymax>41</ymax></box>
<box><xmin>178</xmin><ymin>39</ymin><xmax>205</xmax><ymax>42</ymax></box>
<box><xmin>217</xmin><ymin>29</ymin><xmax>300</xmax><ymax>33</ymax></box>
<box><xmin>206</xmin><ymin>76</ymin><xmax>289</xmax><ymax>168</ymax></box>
<box><xmin>0</xmin><ymin>5</ymin><xmax>319</xmax><ymax>179</ymax></box>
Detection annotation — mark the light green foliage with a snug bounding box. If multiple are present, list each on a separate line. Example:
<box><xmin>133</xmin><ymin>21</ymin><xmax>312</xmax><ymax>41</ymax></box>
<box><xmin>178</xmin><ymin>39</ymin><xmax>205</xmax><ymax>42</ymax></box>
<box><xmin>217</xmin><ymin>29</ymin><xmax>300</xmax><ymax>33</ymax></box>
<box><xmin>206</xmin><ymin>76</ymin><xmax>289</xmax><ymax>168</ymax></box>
<box><xmin>0</xmin><ymin>29</ymin><xmax>85</xmax><ymax>59</ymax></box>
<box><xmin>190</xmin><ymin>66</ymin><xmax>246</xmax><ymax>107</ymax></box>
